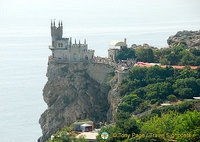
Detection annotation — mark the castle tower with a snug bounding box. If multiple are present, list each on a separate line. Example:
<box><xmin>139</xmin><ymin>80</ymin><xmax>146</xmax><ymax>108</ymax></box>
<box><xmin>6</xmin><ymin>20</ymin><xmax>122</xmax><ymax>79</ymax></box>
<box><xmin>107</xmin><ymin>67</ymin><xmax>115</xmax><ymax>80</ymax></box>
<box><xmin>51</xmin><ymin>20</ymin><xmax>63</xmax><ymax>47</ymax></box>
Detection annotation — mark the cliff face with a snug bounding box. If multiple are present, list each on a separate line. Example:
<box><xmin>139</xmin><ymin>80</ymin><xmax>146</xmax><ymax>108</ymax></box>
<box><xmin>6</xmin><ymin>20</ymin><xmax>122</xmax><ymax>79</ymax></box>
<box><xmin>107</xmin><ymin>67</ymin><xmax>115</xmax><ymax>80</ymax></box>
<box><xmin>167</xmin><ymin>30</ymin><xmax>200</xmax><ymax>49</ymax></box>
<box><xmin>38</xmin><ymin>60</ymin><xmax>114</xmax><ymax>142</ymax></box>
<box><xmin>107</xmin><ymin>77</ymin><xmax>121</xmax><ymax>122</ymax></box>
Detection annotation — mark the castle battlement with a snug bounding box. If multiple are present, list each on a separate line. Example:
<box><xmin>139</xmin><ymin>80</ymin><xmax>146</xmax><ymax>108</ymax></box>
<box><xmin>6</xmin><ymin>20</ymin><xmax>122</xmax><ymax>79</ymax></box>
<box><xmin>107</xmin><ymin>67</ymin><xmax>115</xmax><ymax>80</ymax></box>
<box><xmin>49</xmin><ymin>20</ymin><xmax>94</xmax><ymax>62</ymax></box>
<box><xmin>71</xmin><ymin>44</ymin><xmax>87</xmax><ymax>48</ymax></box>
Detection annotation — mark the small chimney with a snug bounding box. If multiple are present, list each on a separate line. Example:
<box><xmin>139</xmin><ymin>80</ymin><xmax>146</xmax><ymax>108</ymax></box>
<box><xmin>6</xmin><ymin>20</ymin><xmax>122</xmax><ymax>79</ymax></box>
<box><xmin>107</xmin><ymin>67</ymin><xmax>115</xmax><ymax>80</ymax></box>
<box><xmin>124</xmin><ymin>38</ymin><xmax>127</xmax><ymax>44</ymax></box>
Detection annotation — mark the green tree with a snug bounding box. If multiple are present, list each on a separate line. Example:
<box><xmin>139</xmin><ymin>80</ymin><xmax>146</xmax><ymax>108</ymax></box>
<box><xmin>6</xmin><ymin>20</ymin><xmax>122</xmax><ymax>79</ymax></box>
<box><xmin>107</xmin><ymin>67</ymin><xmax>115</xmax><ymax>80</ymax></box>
<box><xmin>167</xmin><ymin>94</ymin><xmax>177</xmax><ymax>102</ymax></box>
<box><xmin>129</xmin><ymin>66</ymin><xmax>148</xmax><ymax>80</ymax></box>
<box><xmin>116</xmin><ymin>48</ymin><xmax>136</xmax><ymax>60</ymax></box>
<box><xmin>145</xmin><ymin>82</ymin><xmax>173</xmax><ymax>101</ymax></box>
<box><xmin>119</xmin><ymin>94</ymin><xmax>142</xmax><ymax>113</ymax></box>
<box><xmin>136</xmin><ymin>47</ymin><xmax>154</xmax><ymax>62</ymax></box>
<box><xmin>140</xmin><ymin>110</ymin><xmax>200</xmax><ymax>142</ymax></box>
<box><xmin>173</xmin><ymin>77</ymin><xmax>200</xmax><ymax>99</ymax></box>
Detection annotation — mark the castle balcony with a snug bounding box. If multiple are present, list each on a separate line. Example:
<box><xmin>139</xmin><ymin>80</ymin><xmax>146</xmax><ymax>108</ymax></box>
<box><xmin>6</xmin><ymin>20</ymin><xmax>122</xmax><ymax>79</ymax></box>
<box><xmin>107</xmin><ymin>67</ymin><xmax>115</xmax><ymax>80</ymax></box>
<box><xmin>49</xmin><ymin>45</ymin><xmax>55</xmax><ymax>50</ymax></box>
<box><xmin>88</xmin><ymin>49</ymin><xmax>95</xmax><ymax>52</ymax></box>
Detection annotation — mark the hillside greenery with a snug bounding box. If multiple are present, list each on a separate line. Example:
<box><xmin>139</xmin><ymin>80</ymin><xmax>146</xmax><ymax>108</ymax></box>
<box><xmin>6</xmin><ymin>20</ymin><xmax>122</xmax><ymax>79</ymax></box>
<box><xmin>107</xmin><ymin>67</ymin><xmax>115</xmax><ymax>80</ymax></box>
<box><xmin>119</xmin><ymin>66</ymin><xmax>200</xmax><ymax>114</ymax></box>
<box><xmin>116</xmin><ymin>46</ymin><xmax>200</xmax><ymax>66</ymax></box>
<box><xmin>96</xmin><ymin>65</ymin><xmax>200</xmax><ymax>142</ymax></box>
<box><xmin>96</xmin><ymin>101</ymin><xmax>200</xmax><ymax>142</ymax></box>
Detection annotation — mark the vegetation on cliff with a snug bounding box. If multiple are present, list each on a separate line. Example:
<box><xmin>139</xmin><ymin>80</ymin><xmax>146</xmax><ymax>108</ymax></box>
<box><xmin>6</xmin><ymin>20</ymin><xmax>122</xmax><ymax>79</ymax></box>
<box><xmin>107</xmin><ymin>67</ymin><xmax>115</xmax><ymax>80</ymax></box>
<box><xmin>119</xmin><ymin>66</ymin><xmax>200</xmax><ymax>114</ymax></box>
<box><xmin>96</xmin><ymin>100</ymin><xmax>200</xmax><ymax>142</ymax></box>
<box><xmin>154</xmin><ymin>46</ymin><xmax>200</xmax><ymax>66</ymax></box>
<box><xmin>116</xmin><ymin>46</ymin><xmax>200</xmax><ymax>66</ymax></box>
<box><xmin>96</xmin><ymin>65</ymin><xmax>200</xmax><ymax>142</ymax></box>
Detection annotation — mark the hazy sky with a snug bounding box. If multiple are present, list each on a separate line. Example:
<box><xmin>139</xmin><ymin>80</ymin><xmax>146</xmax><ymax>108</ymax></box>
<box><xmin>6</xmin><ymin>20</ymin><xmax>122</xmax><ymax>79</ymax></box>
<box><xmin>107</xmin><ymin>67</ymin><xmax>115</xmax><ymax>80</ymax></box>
<box><xmin>0</xmin><ymin>0</ymin><xmax>200</xmax><ymax>54</ymax></box>
<box><xmin>0</xmin><ymin>0</ymin><xmax>200</xmax><ymax>28</ymax></box>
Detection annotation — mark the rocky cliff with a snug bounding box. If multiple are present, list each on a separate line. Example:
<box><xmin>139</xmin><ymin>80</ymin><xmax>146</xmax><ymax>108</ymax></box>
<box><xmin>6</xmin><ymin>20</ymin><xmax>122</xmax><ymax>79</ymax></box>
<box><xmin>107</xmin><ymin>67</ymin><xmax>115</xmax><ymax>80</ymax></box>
<box><xmin>38</xmin><ymin>59</ymin><xmax>114</xmax><ymax>142</ymax></box>
<box><xmin>107</xmin><ymin>76</ymin><xmax>121</xmax><ymax>122</ymax></box>
<box><xmin>167</xmin><ymin>30</ymin><xmax>200</xmax><ymax>49</ymax></box>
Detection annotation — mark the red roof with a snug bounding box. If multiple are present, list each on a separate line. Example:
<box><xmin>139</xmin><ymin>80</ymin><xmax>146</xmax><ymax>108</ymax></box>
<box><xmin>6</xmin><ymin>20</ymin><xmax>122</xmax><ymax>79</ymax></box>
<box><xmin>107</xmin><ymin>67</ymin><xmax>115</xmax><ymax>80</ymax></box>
<box><xmin>134</xmin><ymin>64</ymin><xmax>199</xmax><ymax>70</ymax></box>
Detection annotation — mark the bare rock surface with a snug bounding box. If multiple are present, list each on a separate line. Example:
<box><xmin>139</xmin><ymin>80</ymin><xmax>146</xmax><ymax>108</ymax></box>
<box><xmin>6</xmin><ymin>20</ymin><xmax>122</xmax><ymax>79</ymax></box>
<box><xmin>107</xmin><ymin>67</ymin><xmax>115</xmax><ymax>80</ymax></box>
<box><xmin>38</xmin><ymin>60</ymin><xmax>114</xmax><ymax>142</ymax></box>
<box><xmin>167</xmin><ymin>30</ymin><xmax>200</xmax><ymax>49</ymax></box>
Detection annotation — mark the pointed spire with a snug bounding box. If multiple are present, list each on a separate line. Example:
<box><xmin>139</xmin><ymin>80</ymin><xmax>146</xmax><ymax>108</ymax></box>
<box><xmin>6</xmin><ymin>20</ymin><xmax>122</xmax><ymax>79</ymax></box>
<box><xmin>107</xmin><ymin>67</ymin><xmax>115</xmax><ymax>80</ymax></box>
<box><xmin>70</xmin><ymin>37</ymin><xmax>72</xmax><ymax>45</ymax></box>
<box><xmin>79</xmin><ymin>40</ymin><xmax>81</xmax><ymax>45</ymax></box>
<box><xmin>53</xmin><ymin>20</ymin><xmax>55</xmax><ymax>27</ymax></box>
<box><xmin>59</xmin><ymin>21</ymin><xmax>60</xmax><ymax>27</ymax></box>
<box><xmin>61</xmin><ymin>21</ymin><xmax>63</xmax><ymax>27</ymax></box>
<box><xmin>75</xmin><ymin>39</ymin><xmax>76</xmax><ymax>44</ymax></box>
<box><xmin>84</xmin><ymin>39</ymin><xmax>86</xmax><ymax>44</ymax></box>
<box><xmin>51</xmin><ymin>19</ymin><xmax>53</xmax><ymax>27</ymax></box>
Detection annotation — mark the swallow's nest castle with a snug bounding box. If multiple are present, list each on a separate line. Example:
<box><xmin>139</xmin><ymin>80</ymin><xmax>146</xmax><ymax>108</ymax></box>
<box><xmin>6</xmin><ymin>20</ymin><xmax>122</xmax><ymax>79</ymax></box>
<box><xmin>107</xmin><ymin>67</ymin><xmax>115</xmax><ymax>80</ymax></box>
<box><xmin>49</xmin><ymin>21</ymin><xmax>94</xmax><ymax>62</ymax></box>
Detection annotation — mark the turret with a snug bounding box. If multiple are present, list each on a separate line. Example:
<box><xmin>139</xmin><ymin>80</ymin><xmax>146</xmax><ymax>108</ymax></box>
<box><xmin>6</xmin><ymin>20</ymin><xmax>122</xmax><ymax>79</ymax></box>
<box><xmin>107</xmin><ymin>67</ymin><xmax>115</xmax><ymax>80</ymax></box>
<box><xmin>124</xmin><ymin>38</ymin><xmax>127</xmax><ymax>44</ymax></box>
<box><xmin>70</xmin><ymin>37</ymin><xmax>72</xmax><ymax>46</ymax></box>
<box><xmin>51</xmin><ymin>20</ymin><xmax>63</xmax><ymax>46</ymax></box>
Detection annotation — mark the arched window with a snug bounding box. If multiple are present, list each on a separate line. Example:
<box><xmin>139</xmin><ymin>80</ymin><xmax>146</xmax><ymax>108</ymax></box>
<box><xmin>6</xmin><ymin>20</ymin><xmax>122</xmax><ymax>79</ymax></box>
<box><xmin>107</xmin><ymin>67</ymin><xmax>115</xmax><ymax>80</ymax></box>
<box><xmin>60</xmin><ymin>43</ymin><xmax>63</xmax><ymax>47</ymax></box>
<box><xmin>85</xmin><ymin>55</ymin><xmax>88</xmax><ymax>60</ymax></box>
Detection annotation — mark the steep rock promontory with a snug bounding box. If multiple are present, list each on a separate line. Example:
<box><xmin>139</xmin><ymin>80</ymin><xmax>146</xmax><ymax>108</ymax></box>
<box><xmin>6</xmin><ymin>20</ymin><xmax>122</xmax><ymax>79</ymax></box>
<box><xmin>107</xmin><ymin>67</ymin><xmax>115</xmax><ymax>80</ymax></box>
<box><xmin>167</xmin><ymin>30</ymin><xmax>200</xmax><ymax>49</ymax></box>
<box><xmin>107</xmin><ymin>76</ymin><xmax>121</xmax><ymax>122</ymax></box>
<box><xmin>38</xmin><ymin>59</ymin><xmax>114</xmax><ymax>142</ymax></box>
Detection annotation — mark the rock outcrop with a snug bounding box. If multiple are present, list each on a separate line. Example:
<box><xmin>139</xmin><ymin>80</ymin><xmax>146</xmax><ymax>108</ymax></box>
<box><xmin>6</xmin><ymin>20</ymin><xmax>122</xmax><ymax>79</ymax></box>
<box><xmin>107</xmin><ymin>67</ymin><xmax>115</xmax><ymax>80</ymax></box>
<box><xmin>167</xmin><ymin>30</ymin><xmax>200</xmax><ymax>49</ymax></box>
<box><xmin>107</xmin><ymin>76</ymin><xmax>121</xmax><ymax>122</ymax></box>
<box><xmin>38</xmin><ymin>59</ymin><xmax>114</xmax><ymax>142</ymax></box>
<box><xmin>131</xmin><ymin>43</ymin><xmax>158</xmax><ymax>50</ymax></box>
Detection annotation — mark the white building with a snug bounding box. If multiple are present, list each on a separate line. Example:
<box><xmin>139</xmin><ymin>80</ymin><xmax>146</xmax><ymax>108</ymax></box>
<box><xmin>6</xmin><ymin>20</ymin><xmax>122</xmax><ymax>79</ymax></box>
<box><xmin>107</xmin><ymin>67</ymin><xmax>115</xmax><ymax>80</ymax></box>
<box><xmin>49</xmin><ymin>21</ymin><xmax>94</xmax><ymax>62</ymax></box>
<box><xmin>108</xmin><ymin>38</ymin><xmax>127</xmax><ymax>62</ymax></box>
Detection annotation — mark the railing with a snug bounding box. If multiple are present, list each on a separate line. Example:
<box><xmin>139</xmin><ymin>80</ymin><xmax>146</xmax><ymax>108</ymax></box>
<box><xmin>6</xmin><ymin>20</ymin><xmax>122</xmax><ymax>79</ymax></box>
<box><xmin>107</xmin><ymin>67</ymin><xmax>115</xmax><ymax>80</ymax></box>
<box><xmin>49</xmin><ymin>45</ymin><xmax>54</xmax><ymax>50</ymax></box>
<box><xmin>49</xmin><ymin>57</ymin><xmax>95</xmax><ymax>63</ymax></box>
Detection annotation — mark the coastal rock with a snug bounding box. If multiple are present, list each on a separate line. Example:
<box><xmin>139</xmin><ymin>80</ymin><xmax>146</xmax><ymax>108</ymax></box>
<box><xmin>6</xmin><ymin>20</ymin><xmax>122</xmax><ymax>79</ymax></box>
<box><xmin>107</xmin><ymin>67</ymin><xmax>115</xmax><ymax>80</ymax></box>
<box><xmin>107</xmin><ymin>76</ymin><xmax>121</xmax><ymax>122</ymax></box>
<box><xmin>38</xmin><ymin>60</ymin><xmax>114</xmax><ymax>142</ymax></box>
<box><xmin>131</xmin><ymin>43</ymin><xmax>158</xmax><ymax>50</ymax></box>
<box><xmin>167</xmin><ymin>30</ymin><xmax>200</xmax><ymax>49</ymax></box>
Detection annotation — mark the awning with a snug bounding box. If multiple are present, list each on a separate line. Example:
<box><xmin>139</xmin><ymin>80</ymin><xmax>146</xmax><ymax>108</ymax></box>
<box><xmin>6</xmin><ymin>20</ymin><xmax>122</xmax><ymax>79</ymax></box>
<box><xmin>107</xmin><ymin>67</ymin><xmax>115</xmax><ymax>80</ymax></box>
<box><xmin>109</xmin><ymin>41</ymin><xmax>127</xmax><ymax>47</ymax></box>
<box><xmin>81</xmin><ymin>123</ymin><xmax>92</xmax><ymax>127</ymax></box>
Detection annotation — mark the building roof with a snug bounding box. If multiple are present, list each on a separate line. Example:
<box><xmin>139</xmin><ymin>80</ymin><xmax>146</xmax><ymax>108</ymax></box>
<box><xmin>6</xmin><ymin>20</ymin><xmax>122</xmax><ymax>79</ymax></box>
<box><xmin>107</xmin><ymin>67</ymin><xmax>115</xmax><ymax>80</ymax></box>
<box><xmin>161</xmin><ymin>103</ymin><xmax>172</xmax><ymax>106</ymax></box>
<box><xmin>81</xmin><ymin>123</ymin><xmax>93</xmax><ymax>127</ymax></box>
<box><xmin>109</xmin><ymin>40</ymin><xmax>127</xmax><ymax>47</ymax></box>
<box><xmin>134</xmin><ymin>63</ymin><xmax>199</xmax><ymax>70</ymax></box>
<box><xmin>193</xmin><ymin>97</ymin><xmax>200</xmax><ymax>100</ymax></box>
<box><xmin>74</xmin><ymin>121</ymin><xmax>93</xmax><ymax>125</ymax></box>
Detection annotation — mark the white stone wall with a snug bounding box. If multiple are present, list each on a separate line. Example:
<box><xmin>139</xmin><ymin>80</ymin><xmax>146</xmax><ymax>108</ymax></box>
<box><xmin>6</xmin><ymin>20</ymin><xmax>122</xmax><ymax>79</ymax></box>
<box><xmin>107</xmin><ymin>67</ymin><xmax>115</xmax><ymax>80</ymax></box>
<box><xmin>54</xmin><ymin>39</ymin><xmax>69</xmax><ymax>48</ymax></box>
<box><xmin>108</xmin><ymin>49</ymin><xmax>119</xmax><ymax>61</ymax></box>
<box><xmin>52</xmin><ymin>44</ymin><xmax>94</xmax><ymax>62</ymax></box>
